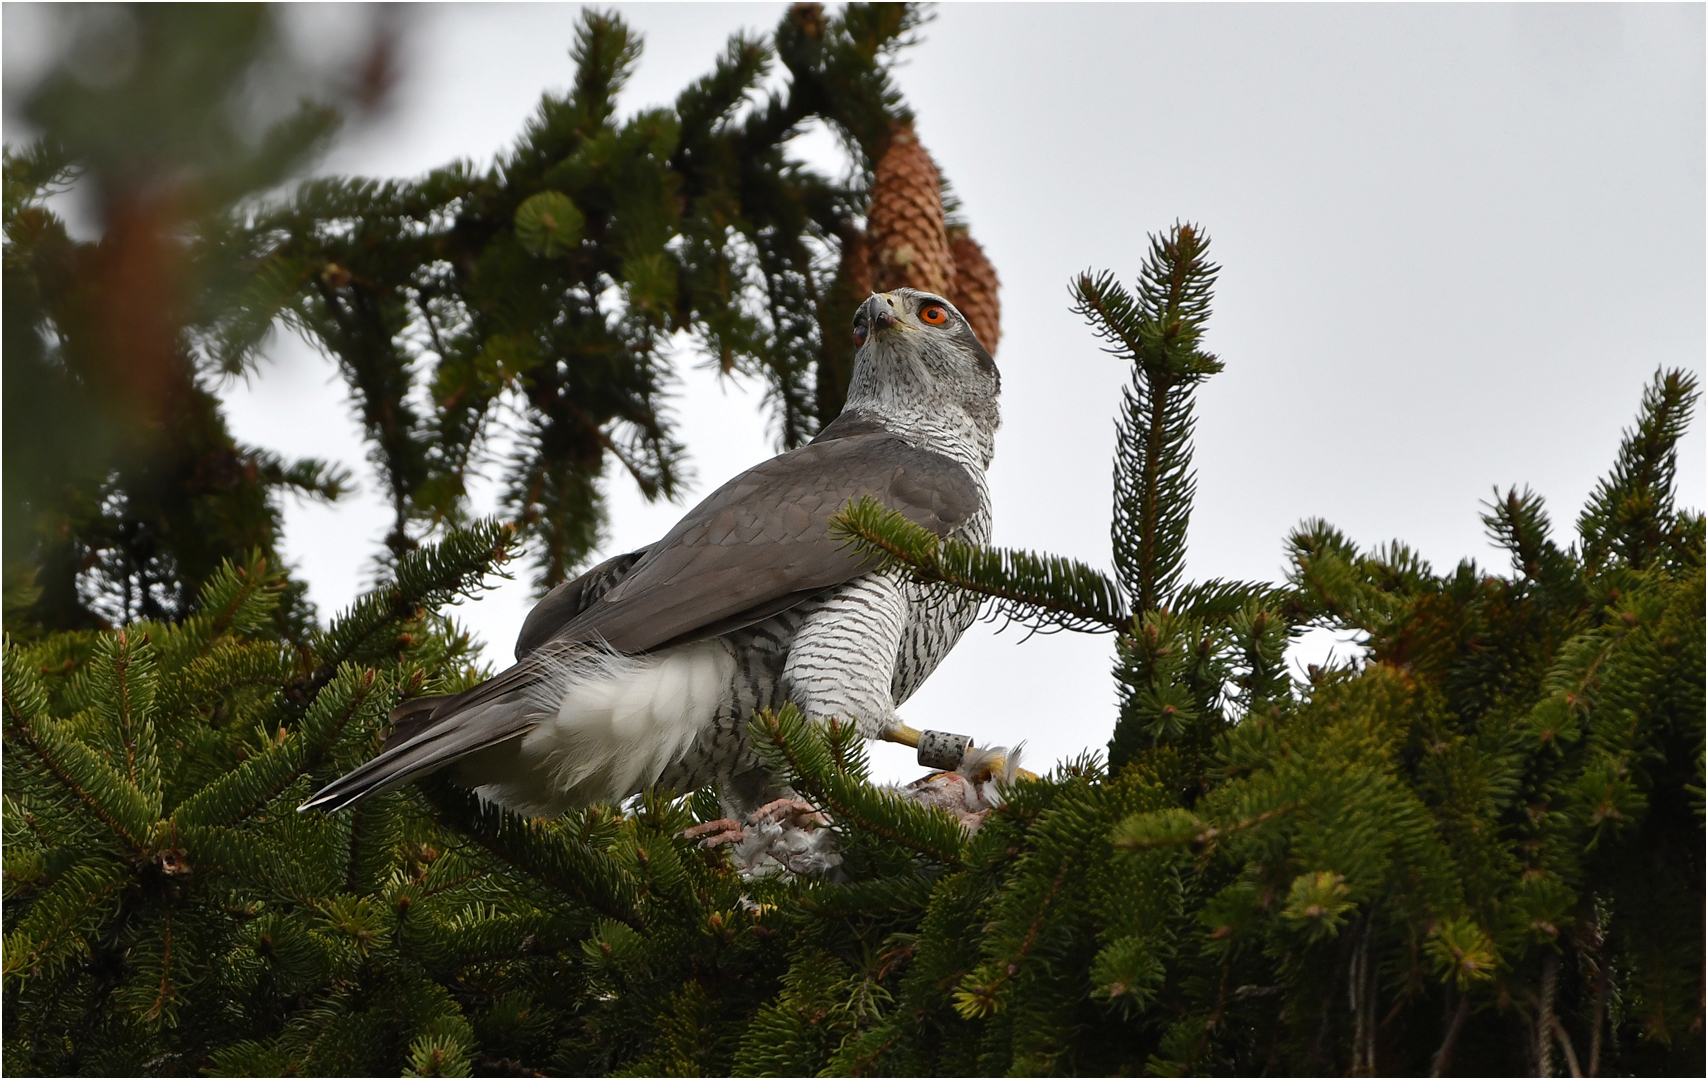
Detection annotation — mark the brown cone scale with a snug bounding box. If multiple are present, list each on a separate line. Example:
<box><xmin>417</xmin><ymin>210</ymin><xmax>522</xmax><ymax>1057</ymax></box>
<box><xmin>867</xmin><ymin>124</ymin><xmax>955</xmax><ymax>298</ymax></box>
<box><xmin>948</xmin><ymin>230</ymin><xmax>1001</xmax><ymax>355</ymax></box>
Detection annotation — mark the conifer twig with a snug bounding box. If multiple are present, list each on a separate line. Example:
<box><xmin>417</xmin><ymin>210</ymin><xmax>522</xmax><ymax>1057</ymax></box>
<box><xmin>750</xmin><ymin>707</ymin><xmax>966</xmax><ymax>868</ymax></box>
<box><xmin>952</xmin><ymin>861</ymin><xmax>1068</xmax><ymax>1019</ymax></box>
<box><xmin>1073</xmin><ymin>226</ymin><xmax>1222</xmax><ymax>614</ymax></box>
<box><xmin>830</xmin><ymin>498</ymin><xmax>1128</xmax><ymax>634</ymax></box>
<box><xmin>1429</xmin><ymin>988</ymin><xmax>1470</xmax><ymax>1077</ymax></box>
<box><xmin>418</xmin><ymin>777</ymin><xmax>644</xmax><ymax>929</ymax></box>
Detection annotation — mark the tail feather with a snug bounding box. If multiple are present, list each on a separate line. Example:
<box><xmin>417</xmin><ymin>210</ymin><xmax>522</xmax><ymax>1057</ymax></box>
<box><xmin>301</xmin><ymin>653</ymin><xmax>562</xmax><ymax>813</ymax></box>
<box><xmin>382</xmin><ymin>693</ymin><xmax>455</xmax><ymax>753</ymax></box>
<box><xmin>298</xmin><ymin>700</ymin><xmax>537</xmax><ymax>813</ymax></box>
<box><xmin>298</xmin><ymin>639</ymin><xmax>734</xmax><ymax>817</ymax></box>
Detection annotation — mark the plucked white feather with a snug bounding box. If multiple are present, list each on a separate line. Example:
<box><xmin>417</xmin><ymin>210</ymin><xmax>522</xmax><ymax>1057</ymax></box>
<box><xmin>463</xmin><ymin>641</ymin><xmax>734</xmax><ymax>816</ymax></box>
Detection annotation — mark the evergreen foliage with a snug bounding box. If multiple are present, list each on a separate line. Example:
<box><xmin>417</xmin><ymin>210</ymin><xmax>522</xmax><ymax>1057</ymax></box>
<box><xmin>6</xmin><ymin>220</ymin><xmax>1700</xmax><ymax>1075</ymax></box>
<box><xmin>829</xmin><ymin>227</ymin><xmax>1703</xmax><ymax>1075</ymax></box>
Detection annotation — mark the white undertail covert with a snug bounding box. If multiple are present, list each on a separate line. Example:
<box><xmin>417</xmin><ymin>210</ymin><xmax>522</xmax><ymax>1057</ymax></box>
<box><xmin>459</xmin><ymin>642</ymin><xmax>736</xmax><ymax>816</ymax></box>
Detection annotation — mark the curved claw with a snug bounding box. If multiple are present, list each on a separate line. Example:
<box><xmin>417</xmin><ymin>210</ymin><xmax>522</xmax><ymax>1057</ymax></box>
<box><xmin>681</xmin><ymin>817</ymin><xmax>745</xmax><ymax>848</ymax></box>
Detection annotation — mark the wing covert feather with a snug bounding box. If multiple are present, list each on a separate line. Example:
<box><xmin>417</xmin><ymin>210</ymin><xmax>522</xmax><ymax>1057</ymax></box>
<box><xmin>300</xmin><ymin>421</ymin><xmax>984</xmax><ymax>813</ymax></box>
<box><xmin>514</xmin><ymin>547</ymin><xmax>650</xmax><ymax>660</ymax></box>
<box><xmin>554</xmin><ymin>431</ymin><xmax>979</xmax><ymax>653</ymax></box>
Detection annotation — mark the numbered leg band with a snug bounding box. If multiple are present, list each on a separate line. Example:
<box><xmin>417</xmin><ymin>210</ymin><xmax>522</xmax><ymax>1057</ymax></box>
<box><xmin>917</xmin><ymin>729</ymin><xmax>972</xmax><ymax>771</ymax></box>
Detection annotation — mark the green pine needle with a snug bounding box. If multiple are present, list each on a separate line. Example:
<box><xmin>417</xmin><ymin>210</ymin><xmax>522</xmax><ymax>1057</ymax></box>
<box><xmin>830</xmin><ymin>496</ymin><xmax>1128</xmax><ymax>634</ymax></box>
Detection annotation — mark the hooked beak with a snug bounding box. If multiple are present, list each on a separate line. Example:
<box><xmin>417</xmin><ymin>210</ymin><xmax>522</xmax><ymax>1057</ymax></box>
<box><xmin>859</xmin><ymin>293</ymin><xmax>899</xmax><ymax>333</ymax></box>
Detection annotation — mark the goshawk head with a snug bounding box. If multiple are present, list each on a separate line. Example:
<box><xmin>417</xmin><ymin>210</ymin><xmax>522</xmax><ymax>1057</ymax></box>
<box><xmin>850</xmin><ymin>288</ymin><xmax>1000</xmax><ymax>431</ymax></box>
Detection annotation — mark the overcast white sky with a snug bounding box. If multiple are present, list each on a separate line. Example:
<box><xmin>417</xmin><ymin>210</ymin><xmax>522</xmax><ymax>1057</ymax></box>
<box><xmin>15</xmin><ymin>4</ymin><xmax>1703</xmax><ymax>782</ymax></box>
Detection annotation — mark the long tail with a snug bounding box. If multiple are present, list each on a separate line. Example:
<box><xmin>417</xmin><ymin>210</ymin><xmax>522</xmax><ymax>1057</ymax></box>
<box><xmin>299</xmin><ymin>640</ymin><xmax>735</xmax><ymax>816</ymax></box>
<box><xmin>298</xmin><ymin>678</ymin><xmax>541</xmax><ymax>814</ymax></box>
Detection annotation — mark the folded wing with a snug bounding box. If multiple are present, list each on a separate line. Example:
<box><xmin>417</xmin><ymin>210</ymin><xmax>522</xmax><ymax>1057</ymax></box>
<box><xmin>299</xmin><ymin>421</ymin><xmax>979</xmax><ymax>812</ymax></box>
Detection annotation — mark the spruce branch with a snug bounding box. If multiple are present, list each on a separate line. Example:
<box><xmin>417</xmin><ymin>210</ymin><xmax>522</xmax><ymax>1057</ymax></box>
<box><xmin>174</xmin><ymin>551</ymin><xmax>286</xmax><ymax>659</ymax></box>
<box><xmin>951</xmin><ymin>861</ymin><xmax>1068</xmax><ymax>1020</ymax></box>
<box><xmin>749</xmin><ymin>706</ymin><xmax>967</xmax><ymax>868</ymax></box>
<box><xmin>252</xmin><ymin>452</ymin><xmax>354</xmax><ymax>505</ymax></box>
<box><xmin>1111</xmin><ymin>801</ymin><xmax>1298</xmax><ymax>854</ymax></box>
<box><xmin>1285</xmin><ymin>519</ymin><xmax>1396</xmax><ymax>633</ymax></box>
<box><xmin>80</xmin><ymin>628</ymin><xmax>163</xmax><ymax>811</ymax></box>
<box><xmin>417</xmin><ymin>777</ymin><xmax>644</xmax><ymax>929</ymax></box>
<box><xmin>1171</xmin><ymin>577</ymin><xmax>1294</xmax><ymax>622</ymax></box>
<box><xmin>1074</xmin><ymin>225</ymin><xmax>1223</xmax><ymax>615</ymax></box>
<box><xmin>0</xmin><ymin>857</ymin><xmax>131</xmax><ymax>983</ymax></box>
<box><xmin>795</xmin><ymin>873</ymin><xmax>935</xmax><ymax>918</ymax></box>
<box><xmin>4</xmin><ymin>645</ymin><xmax>155</xmax><ymax>850</ymax></box>
<box><xmin>569</xmin><ymin>9</ymin><xmax>644</xmax><ymax>127</ymax></box>
<box><xmin>1578</xmin><ymin>367</ymin><xmax>1701</xmax><ymax>571</ymax></box>
<box><xmin>673</xmin><ymin>34</ymin><xmax>773</xmax><ymax>154</ymax></box>
<box><xmin>173</xmin><ymin>663</ymin><xmax>386</xmax><ymax>829</ymax></box>
<box><xmin>305</xmin><ymin>520</ymin><xmax>516</xmax><ymax>695</ymax></box>
<box><xmin>830</xmin><ymin>497</ymin><xmax>1128</xmax><ymax>634</ymax></box>
<box><xmin>1482</xmin><ymin>485</ymin><xmax>1575</xmax><ymax>591</ymax></box>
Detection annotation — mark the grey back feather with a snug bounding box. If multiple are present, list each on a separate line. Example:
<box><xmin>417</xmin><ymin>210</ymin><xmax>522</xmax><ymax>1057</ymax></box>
<box><xmin>515</xmin><ymin>547</ymin><xmax>650</xmax><ymax>660</ymax></box>
<box><xmin>550</xmin><ymin>425</ymin><xmax>978</xmax><ymax>654</ymax></box>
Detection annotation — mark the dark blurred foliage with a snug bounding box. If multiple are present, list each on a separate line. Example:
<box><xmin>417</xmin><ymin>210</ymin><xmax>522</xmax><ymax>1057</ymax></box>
<box><xmin>4</xmin><ymin>2</ymin><xmax>938</xmax><ymax>632</ymax></box>
<box><xmin>2</xmin><ymin>4</ymin><xmax>391</xmax><ymax>636</ymax></box>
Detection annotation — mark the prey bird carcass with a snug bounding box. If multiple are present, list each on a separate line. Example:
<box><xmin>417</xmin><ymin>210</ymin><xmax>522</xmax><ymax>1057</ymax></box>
<box><xmin>300</xmin><ymin>289</ymin><xmax>1001</xmax><ymax>819</ymax></box>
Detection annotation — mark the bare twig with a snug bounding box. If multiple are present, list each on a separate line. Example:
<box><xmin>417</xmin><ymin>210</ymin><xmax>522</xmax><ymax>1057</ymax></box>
<box><xmin>1430</xmin><ymin>989</ymin><xmax>1470</xmax><ymax>1077</ymax></box>
<box><xmin>1551</xmin><ymin>1016</ymin><xmax>1583</xmax><ymax>1078</ymax></box>
<box><xmin>1348</xmin><ymin>918</ymin><xmax>1377</xmax><ymax>1075</ymax></box>
<box><xmin>1536</xmin><ymin>952</ymin><xmax>1559</xmax><ymax>1078</ymax></box>
<box><xmin>1588</xmin><ymin>953</ymin><xmax>1609</xmax><ymax>1076</ymax></box>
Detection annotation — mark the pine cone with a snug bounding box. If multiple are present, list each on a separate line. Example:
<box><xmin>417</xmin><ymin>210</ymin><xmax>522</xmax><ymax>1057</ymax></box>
<box><xmin>867</xmin><ymin>123</ymin><xmax>955</xmax><ymax>297</ymax></box>
<box><xmin>948</xmin><ymin>229</ymin><xmax>1001</xmax><ymax>355</ymax></box>
<box><xmin>789</xmin><ymin>2</ymin><xmax>826</xmax><ymax>38</ymax></box>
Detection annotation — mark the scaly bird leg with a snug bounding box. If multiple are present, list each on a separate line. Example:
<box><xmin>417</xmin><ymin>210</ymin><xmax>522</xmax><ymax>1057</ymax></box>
<box><xmin>882</xmin><ymin>723</ymin><xmax>923</xmax><ymax>749</ymax></box>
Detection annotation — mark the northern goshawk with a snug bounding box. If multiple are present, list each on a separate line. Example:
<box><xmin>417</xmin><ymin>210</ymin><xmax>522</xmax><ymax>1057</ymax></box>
<box><xmin>301</xmin><ymin>288</ymin><xmax>1000</xmax><ymax>817</ymax></box>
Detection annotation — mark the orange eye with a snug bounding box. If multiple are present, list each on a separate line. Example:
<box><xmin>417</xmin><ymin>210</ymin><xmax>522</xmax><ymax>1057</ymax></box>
<box><xmin>853</xmin><ymin>324</ymin><xmax>868</xmax><ymax>346</ymax></box>
<box><xmin>920</xmin><ymin>305</ymin><xmax>948</xmax><ymax>325</ymax></box>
